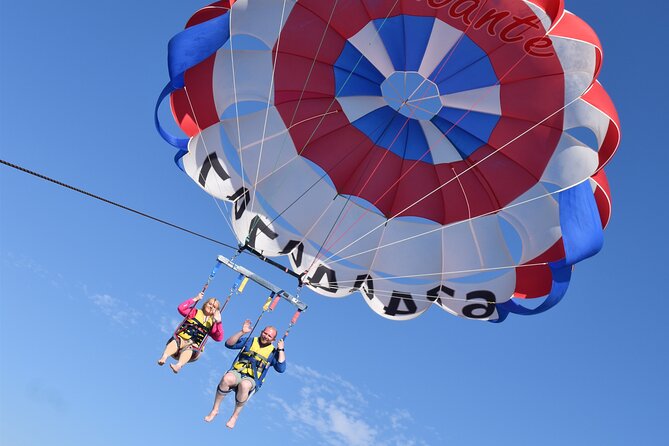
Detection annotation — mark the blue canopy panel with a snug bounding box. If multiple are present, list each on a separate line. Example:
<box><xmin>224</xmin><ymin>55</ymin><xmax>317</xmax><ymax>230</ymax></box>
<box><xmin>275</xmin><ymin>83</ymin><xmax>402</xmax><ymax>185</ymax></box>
<box><xmin>374</xmin><ymin>15</ymin><xmax>435</xmax><ymax>72</ymax></box>
<box><xmin>352</xmin><ymin>107</ymin><xmax>433</xmax><ymax>163</ymax></box>
<box><xmin>333</xmin><ymin>42</ymin><xmax>385</xmax><ymax>97</ymax></box>
<box><xmin>431</xmin><ymin>108</ymin><xmax>499</xmax><ymax>159</ymax></box>
<box><xmin>329</xmin><ymin>13</ymin><xmax>504</xmax><ymax>167</ymax></box>
<box><xmin>429</xmin><ymin>36</ymin><xmax>498</xmax><ymax>95</ymax></box>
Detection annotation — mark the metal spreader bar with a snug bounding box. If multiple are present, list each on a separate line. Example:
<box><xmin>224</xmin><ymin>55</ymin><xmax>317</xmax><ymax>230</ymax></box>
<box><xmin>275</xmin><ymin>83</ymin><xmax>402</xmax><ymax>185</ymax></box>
<box><xmin>217</xmin><ymin>255</ymin><xmax>308</xmax><ymax>312</ymax></box>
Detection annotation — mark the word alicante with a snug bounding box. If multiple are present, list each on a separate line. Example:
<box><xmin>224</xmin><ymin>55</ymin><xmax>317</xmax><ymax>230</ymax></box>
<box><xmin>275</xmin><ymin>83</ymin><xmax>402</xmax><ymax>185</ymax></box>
<box><xmin>427</xmin><ymin>0</ymin><xmax>555</xmax><ymax>57</ymax></box>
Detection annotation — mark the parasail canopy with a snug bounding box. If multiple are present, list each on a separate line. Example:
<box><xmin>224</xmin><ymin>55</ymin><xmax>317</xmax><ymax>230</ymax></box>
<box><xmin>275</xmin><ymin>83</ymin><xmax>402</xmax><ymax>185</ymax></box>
<box><xmin>156</xmin><ymin>0</ymin><xmax>620</xmax><ymax>322</ymax></box>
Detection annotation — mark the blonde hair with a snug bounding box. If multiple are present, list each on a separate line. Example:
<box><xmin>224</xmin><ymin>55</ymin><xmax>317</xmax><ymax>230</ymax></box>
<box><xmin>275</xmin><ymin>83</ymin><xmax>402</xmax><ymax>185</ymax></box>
<box><xmin>201</xmin><ymin>298</ymin><xmax>220</xmax><ymax>324</ymax></box>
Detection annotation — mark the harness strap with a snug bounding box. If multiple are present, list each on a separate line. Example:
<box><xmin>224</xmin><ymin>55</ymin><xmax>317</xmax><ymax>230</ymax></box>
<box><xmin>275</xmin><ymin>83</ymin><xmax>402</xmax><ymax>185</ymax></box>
<box><xmin>236</xmin><ymin>348</ymin><xmax>271</xmax><ymax>379</ymax></box>
<box><xmin>176</xmin><ymin>315</ymin><xmax>211</xmax><ymax>346</ymax></box>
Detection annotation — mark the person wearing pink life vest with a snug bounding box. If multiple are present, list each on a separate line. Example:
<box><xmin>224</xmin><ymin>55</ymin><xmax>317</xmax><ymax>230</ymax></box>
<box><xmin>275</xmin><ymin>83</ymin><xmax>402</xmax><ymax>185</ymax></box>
<box><xmin>158</xmin><ymin>291</ymin><xmax>223</xmax><ymax>373</ymax></box>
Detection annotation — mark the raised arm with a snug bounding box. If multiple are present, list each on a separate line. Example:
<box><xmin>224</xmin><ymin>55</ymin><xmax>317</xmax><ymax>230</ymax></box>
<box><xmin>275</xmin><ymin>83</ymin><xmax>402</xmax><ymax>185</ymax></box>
<box><xmin>177</xmin><ymin>291</ymin><xmax>204</xmax><ymax>317</ymax></box>
<box><xmin>225</xmin><ymin>319</ymin><xmax>252</xmax><ymax>347</ymax></box>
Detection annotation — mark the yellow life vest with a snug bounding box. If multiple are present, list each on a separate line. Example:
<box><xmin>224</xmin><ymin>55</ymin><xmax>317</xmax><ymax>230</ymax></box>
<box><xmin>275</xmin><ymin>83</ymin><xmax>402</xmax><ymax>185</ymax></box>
<box><xmin>177</xmin><ymin>309</ymin><xmax>214</xmax><ymax>345</ymax></box>
<box><xmin>233</xmin><ymin>337</ymin><xmax>275</xmax><ymax>380</ymax></box>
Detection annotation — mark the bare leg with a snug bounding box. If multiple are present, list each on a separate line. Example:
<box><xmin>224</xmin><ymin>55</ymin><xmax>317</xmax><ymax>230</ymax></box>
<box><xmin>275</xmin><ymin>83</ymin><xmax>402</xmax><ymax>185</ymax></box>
<box><xmin>226</xmin><ymin>380</ymin><xmax>254</xmax><ymax>429</ymax></box>
<box><xmin>204</xmin><ymin>373</ymin><xmax>236</xmax><ymax>422</ymax></box>
<box><xmin>169</xmin><ymin>349</ymin><xmax>193</xmax><ymax>373</ymax></box>
<box><xmin>158</xmin><ymin>339</ymin><xmax>178</xmax><ymax>365</ymax></box>
<box><xmin>225</xmin><ymin>403</ymin><xmax>244</xmax><ymax>429</ymax></box>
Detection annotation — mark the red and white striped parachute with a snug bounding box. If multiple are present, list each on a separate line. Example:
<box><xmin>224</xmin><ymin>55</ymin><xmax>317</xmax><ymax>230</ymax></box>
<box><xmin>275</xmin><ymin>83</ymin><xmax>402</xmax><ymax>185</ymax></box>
<box><xmin>157</xmin><ymin>0</ymin><xmax>620</xmax><ymax>322</ymax></box>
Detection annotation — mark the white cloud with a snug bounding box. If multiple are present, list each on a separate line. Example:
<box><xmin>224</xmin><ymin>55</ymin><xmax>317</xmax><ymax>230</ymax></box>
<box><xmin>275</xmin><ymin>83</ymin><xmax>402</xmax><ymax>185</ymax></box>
<box><xmin>204</xmin><ymin>368</ymin><xmax>224</xmax><ymax>396</ymax></box>
<box><xmin>388</xmin><ymin>409</ymin><xmax>413</xmax><ymax>430</ymax></box>
<box><xmin>327</xmin><ymin>403</ymin><xmax>378</xmax><ymax>446</ymax></box>
<box><xmin>26</xmin><ymin>380</ymin><xmax>67</xmax><ymax>412</ymax></box>
<box><xmin>267</xmin><ymin>364</ymin><xmax>432</xmax><ymax>446</ymax></box>
<box><xmin>88</xmin><ymin>293</ymin><xmax>142</xmax><ymax>327</ymax></box>
<box><xmin>141</xmin><ymin>292</ymin><xmax>166</xmax><ymax>305</ymax></box>
<box><xmin>287</xmin><ymin>364</ymin><xmax>367</xmax><ymax>405</ymax></box>
<box><xmin>4</xmin><ymin>252</ymin><xmax>431</xmax><ymax>443</ymax></box>
<box><xmin>5</xmin><ymin>251</ymin><xmax>52</xmax><ymax>280</ymax></box>
<box><xmin>159</xmin><ymin>315</ymin><xmax>181</xmax><ymax>335</ymax></box>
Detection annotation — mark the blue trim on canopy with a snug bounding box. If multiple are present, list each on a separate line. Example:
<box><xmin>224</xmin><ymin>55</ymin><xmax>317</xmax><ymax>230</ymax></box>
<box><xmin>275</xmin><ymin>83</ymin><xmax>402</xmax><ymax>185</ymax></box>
<box><xmin>167</xmin><ymin>13</ymin><xmax>231</xmax><ymax>88</ymax></box>
<box><xmin>174</xmin><ymin>150</ymin><xmax>186</xmax><ymax>172</ymax></box>
<box><xmin>155</xmin><ymin>12</ymin><xmax>231</xmax><ymax>155</ymax></box>
<box><xmin>491</xmin><ymin>180</ymin><xmax>604</xmax><ymax>322</ymax></box>
<box><xmin>493</xmin><ymin>261</ymin><xmax>572</xmax><ymax>323</ymax></box>
<box><xmin>559</xmin><ymin>180</ymin><xmax>604</xmax><ymax>265</ymax></box>
<box><xmin>155</xmin><ymin>83</ymin><xmax>189</xmax><ymax>154</ymax></box>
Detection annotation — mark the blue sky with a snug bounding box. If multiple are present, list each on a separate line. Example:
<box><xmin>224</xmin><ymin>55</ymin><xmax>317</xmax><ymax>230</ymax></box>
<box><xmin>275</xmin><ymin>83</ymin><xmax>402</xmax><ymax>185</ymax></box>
<box><xmin>1</xmin><ymin>1</ymin><xmax>667</xmax><ymax>445</ymax></box>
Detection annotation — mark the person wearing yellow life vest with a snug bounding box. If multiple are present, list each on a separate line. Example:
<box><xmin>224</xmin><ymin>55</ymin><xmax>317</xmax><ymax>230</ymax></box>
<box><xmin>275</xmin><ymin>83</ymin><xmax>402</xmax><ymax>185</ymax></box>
<box><xmin>204</xmin><ymin>319</ymin><xmax>286</xmax><ymax>429</ymax></box>
<box><xmin>157</xmin><ymin>291</ymin><xmax>223</xmax><ymax>373</ymax></box>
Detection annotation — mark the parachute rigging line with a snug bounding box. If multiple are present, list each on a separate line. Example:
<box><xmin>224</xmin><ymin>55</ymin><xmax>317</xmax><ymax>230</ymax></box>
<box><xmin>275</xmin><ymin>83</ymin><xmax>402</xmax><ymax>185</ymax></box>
<box><xmin>251</xmin><ymin>10</ymin><xmax>445</xmax><ymax>269</ymax></box>
<box><xmin>249</xmin><ymin>0</ymin><xmax>290</xmax><ymax>217</ymax></box>
<box><xmin>294</xmin><ymin>0</ymin><xmax>402</xmax><ymax>157</ymax></box>
<box><xmin>218</xmin><ymin>250</ymin><xmax>248</xmax><ymax>314</ymax></box>
<box><xmin>309</xmin><ymin>15</ymin><xmax>573</xmax><ymax>268</ymax></box>
<box><xmin>227</xmin><ymin>5</ymin><xmax>248</xmax><ymax>213</ymax></box>
<box><xmin>184</xmin><ymin>87</ymin><xmax>236</xmax><ymax>237</ymax></box>
<box><xmin>160</xmin><ymin>0</ymin><xmax>619</xmax><ymax>321</ymax></box>
<box><xmin>173</xmin><ymin>11</ymin><xmax>237</xmax><ymax>237</ymax></box>
<box><xmin>323</xmin><ymin>176</ymin><xmax>582</xmax><ymax>269</ymax></box>
<box><xmin>220</xmin><ymin>0</ymin><xmax>550</xmax><ymax>273</ymax></box>
<box><xmin>158</xmin><ymin>0</ymin><xmax>503</xmax><ymax>275</ymax></box>
<box><xmin>0</xmin><ymin>159</ymin><xmax>236</xmax><ymax>250</ymax></box>
<box><xmin>244</xmin><ymin>0</ymin><xmax>404</xmax><ymax>255</ymax></box>
<box><xmin>284</xmin><ymin>0</ymin><xmax>342</xmax><ymax>131</ymax></box>
<box><xmin>241</xmin><ymin>0</ymin><xmax>345</xmax><ymax>249</ymax></box>
<box><xmin>319</xmin><ymin>95</ymin><xmax>585</xmax><ymax>268</ymax></box>
<box><xmin>301</xmin><ymin>115</ymin><xmax>408</xmax><ymax>273</ymax></box>
<box><xmin>270</xmin><ymin>0</ymin><xmax>343</xmax><ymax>176</ymax></box>
<box><xmin>217</xmin><ymin>254</ymin><xmax>308</xmax><ymax>310</ymax></box>
<box><xmin>256</xmin><ymin>0</ymin><xmax>478</xmax><ymax>259</ymax></box>
<box><xmin>242</xmin><ymin>241</ymin><xmax>518</xmax><ymax>304</ymax></box>
<box><xmin>223</xmin><ymin>0</ymin><xmax>564</xmax><ymax>273</ymax></box>
<box><xmin>240</xmin><ymin>114</ymin><xmax>406</xmax><ymax>277</ymax></box>
<box><xmin>240</xmin><ymin>245</ymin><xmax>304</xmax><ymax>282</ymax></box>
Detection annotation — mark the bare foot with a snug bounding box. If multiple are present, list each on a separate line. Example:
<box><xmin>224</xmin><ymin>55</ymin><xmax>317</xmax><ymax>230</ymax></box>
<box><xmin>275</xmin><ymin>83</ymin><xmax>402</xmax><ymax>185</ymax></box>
<box><xmin>204</xmin><ymin>410</ymin><xmax>218</xmax><ymax>423</ymax></box>
<box><xmin>170</xmin><ymin>363</ymin><xmax>181</xmax><ymax>374</ymax></box>
<box><xmin>226</xmin><ymin>415</ymin><xmax>238</xmax><ymax>429</ymax></box>
<box><xmin>157</xmin><ymin>358</ymin><xmax>165</xmax><ymax>366</ymax></box>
